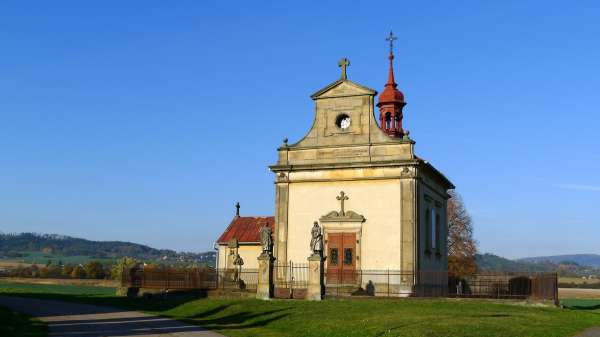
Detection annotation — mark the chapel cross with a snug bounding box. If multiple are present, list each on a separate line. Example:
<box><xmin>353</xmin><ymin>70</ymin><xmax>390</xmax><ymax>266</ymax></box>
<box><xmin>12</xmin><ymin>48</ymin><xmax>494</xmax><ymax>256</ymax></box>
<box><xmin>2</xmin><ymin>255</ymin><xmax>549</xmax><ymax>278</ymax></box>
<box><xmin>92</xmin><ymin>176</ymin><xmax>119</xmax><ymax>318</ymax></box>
<box><xmin>338</xmin><ymin>58</ymin><xmax>350</xmax><ymax>80</ymax></box>
<box><xmin>386</xmin><ymin>30</ymin><xmax>397</xmax><ymax>53</ymax></box>
<box><xmin>336</xmin><ymin>191</ymin><xmax>349</xmax><ymax>216</ymax></box>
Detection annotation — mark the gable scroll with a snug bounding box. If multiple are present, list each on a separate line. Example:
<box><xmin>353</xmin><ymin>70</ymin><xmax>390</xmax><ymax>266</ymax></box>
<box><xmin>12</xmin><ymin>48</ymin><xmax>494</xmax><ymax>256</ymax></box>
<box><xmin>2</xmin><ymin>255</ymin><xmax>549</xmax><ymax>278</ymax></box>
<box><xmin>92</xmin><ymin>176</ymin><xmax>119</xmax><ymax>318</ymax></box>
<box><xmin>319</xmin><ymin>210</ymin><xmax>365</xmax><ymax>223</ymax></box>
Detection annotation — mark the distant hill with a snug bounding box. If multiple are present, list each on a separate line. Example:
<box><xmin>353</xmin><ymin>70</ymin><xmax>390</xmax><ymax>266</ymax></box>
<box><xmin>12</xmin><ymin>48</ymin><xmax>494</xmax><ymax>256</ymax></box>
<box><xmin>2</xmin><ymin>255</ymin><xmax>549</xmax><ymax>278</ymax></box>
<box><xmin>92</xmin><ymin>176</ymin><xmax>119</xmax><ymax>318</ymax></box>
<box><xmin>518</xmin><ymin>254</ymin><xmax>600</xmax><ymax>268</ymax></box>
<box><xmin>476</xmin><ymin>253</ymin><xmax>600</xmax><ymax>276</ymax></box>
<box><xmin>0</xmin><ymin>232</ymin><xmax>215</xmax><ymax>266</ymax></box>
<box><xmin>476</xmin><ymin>253</ymin><xmax>554</xmax><ymax>272</ymax></box>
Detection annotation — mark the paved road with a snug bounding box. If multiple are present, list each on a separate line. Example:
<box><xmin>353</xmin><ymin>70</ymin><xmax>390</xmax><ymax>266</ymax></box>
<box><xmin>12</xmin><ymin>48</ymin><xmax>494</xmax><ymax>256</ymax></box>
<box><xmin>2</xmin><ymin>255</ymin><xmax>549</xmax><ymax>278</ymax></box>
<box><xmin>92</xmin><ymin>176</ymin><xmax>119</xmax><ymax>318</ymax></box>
<box><xmin>577</xmin><ymin>328</ymin><xmax>600</xmax><ymax>337</ymax></box>
<box><xmin>0</xmin><ymin>296</ymin><xmax>225</xmax><ymax>337</ymax></box>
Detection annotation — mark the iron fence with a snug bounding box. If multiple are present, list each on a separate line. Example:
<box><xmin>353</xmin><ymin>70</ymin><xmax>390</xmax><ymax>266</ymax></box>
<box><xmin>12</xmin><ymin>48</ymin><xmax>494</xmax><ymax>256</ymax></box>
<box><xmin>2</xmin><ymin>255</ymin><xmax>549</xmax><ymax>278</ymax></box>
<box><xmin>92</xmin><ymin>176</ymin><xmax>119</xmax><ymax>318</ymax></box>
<box><xmin>122</xmin><ymin>267</ymin><xmax>217</xmax><ymax>289</ymax></box>
<box><xmin>324</xmin><ymin>270</ymin><xmax>558</xmax><ymax>303</ymax></box>
<box><xmin>121</xmin><ymin>266</ymin><xmax>557</xmax><ymax>303</ymax></box>
<box><xmin>121</xmin><ymin>267</ymin><xmax>258</xmax><ymax>292</ymax></box>
<box><xmin>449</xmin><ymin>272</ymin><xmax>558</xmax><ymax>302</ymax></box>
<box><xmin>274</xmin><ymin>262</ymin><xmax>309</xmax><ymax>299</ymax></box>
<box><xmin>216</xmin><ymin>268</ymin><xmax>258</xmax><ymax>291</ymax></box>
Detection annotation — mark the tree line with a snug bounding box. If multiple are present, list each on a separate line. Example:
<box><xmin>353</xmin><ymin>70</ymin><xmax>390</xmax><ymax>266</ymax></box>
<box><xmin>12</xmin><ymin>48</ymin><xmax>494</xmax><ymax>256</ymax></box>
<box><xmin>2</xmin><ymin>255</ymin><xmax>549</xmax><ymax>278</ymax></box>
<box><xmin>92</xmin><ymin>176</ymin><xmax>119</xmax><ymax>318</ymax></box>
<box><xmin>5</xmin><ymin>261</ymin><xmax>112</xmax><ymax>279</ymax></box>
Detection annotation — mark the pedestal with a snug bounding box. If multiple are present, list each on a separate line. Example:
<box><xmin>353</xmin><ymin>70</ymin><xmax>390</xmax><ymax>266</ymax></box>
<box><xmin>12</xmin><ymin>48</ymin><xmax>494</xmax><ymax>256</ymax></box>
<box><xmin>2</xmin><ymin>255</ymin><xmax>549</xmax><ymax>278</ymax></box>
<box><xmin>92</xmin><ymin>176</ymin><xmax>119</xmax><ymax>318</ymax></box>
<box><xmin>256</xmin><ymin>253</ymin><xmax>274</xmax><ymax>300</ymax></box>
<box><xmin>307</xmin><ymin>253</ymin><xmax>324</xmax><ymax>301</ymax></box>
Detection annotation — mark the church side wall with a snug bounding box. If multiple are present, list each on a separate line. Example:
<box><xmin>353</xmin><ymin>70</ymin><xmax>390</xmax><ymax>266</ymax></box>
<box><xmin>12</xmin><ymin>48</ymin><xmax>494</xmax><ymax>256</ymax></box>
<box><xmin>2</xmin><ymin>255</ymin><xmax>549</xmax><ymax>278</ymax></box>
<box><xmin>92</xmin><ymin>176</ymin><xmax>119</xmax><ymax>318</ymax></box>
<box><xmin>286</xmin><ymin>179</ymin><xmax>402</xmax><ymax>270</ymax></box>
<box><xmin>236</xmin><ymin>245</ymin><xmax>262</xmax><ymax>270</ymax></box>
<box><xmin>416</xmin><ymin>180</ymin><xmax>449</xmax><ymax>274</ymax></box>
<box><xmin>217</xmin><ymin>245</ymin><xmax>228</xmax><ymax>270</ymax></box>
<box><xmin>217</xmin><ymin>244</ymin><xmax>262</xmax><ymax>270</ymax></box>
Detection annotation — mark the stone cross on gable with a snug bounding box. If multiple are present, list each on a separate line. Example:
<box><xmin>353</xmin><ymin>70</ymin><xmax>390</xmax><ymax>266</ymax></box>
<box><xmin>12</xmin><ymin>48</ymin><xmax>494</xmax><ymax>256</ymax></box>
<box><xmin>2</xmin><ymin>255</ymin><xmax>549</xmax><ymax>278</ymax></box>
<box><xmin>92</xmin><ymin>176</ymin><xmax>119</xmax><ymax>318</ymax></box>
<box><xmin>336</xmin><ymin>191</ymin><xmax>349</xmax><ymax>216</ymax></box>
<box><xmin>338</xmin><ymin>58</ymin><xmax>350</xmax><ymax>80</ymax></box>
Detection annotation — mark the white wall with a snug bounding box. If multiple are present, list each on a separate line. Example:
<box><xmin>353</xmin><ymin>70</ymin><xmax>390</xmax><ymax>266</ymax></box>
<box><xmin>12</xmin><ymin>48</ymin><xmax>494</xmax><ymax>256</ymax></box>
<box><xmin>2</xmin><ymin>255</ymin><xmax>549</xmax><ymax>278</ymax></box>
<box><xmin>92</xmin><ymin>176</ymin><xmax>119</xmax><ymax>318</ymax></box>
<box><xmin>286</xmin><ymin>179</ymin><xmax>402</xmax><ymax>270</ymax></box>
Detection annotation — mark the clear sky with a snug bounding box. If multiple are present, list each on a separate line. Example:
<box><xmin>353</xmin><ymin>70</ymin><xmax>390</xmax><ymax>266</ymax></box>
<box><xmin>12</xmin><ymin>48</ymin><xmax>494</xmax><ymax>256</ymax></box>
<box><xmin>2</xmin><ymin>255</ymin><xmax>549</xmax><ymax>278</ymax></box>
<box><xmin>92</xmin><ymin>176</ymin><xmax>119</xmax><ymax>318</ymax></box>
<box><xmin>1</xmin><ymin>1</ymin><xmax>599</xmax><ymax>259</ymax></box>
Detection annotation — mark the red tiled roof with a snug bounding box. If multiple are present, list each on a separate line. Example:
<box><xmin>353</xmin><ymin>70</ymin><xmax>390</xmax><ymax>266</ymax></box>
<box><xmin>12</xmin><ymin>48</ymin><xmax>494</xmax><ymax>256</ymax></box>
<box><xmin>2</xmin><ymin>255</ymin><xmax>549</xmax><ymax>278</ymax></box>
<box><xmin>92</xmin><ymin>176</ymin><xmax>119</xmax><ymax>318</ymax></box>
<box><xmin>217</xmin><ymin>216</ymin><xmax>274</xmax><ymax>244</ymax></box>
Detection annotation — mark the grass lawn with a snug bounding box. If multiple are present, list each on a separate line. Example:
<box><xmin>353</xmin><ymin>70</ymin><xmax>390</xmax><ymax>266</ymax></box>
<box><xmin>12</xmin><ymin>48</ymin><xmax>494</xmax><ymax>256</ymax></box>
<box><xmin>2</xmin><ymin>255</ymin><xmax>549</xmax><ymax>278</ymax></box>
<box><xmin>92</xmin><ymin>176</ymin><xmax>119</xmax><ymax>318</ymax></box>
<box><xmin>0</xmin><ymin>305</ymin><xmax>46</xmax><ymax>337</ymax></box>
<box><xmin>0</xmin><ymin>280</ymin><xmax>115</xmax><ymax>297</ymax></box>
<box><xmin>0</xmin><ymin>281</ymin><xmax>599</xmax><ymax>337</ymax></box>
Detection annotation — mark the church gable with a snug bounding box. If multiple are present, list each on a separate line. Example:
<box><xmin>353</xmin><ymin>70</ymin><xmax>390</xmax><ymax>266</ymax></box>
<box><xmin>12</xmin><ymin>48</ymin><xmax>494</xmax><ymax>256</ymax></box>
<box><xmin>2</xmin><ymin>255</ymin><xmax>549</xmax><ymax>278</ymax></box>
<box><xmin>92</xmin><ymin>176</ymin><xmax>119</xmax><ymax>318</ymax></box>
<box><xmin>310</xmin><ymin>79</ymin><xmax>377</xmax><ymax>100</ymax></box>
<box><xmin>272</xmin><ymin>58</ymin><xmax>414</xmax><ymax>167</ymax></box>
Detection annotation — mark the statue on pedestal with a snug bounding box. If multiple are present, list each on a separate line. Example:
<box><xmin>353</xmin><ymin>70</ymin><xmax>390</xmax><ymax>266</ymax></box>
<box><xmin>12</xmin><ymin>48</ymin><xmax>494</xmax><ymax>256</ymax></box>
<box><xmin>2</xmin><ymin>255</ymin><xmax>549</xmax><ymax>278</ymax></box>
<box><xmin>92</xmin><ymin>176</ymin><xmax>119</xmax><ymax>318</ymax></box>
<box><xmin>260</xmin><ymin>225</ymin><xmax>273</xmax><ymax>256</ymax></box>
<box><xmin>309</xmin><ymin>221</ymin><xmax>323</xmax><ymax>257</ymax></box>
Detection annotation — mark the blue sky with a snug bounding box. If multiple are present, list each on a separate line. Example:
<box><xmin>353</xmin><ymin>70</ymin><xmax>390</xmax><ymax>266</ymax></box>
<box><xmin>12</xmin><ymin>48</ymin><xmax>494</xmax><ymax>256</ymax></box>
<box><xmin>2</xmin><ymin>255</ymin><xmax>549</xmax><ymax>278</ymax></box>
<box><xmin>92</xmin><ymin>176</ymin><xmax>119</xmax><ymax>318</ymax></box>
<box><xmin>1</xmin><ymin>1</ymin><xmax>598</xmax><ymax>258</ymax></box>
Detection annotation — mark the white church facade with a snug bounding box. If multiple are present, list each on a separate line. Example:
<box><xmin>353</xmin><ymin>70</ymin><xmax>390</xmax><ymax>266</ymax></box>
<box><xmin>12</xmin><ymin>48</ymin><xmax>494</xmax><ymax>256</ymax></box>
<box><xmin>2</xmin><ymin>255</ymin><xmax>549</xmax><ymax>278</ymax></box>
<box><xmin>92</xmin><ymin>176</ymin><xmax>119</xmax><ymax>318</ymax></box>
<box><xmin>216</xmin><ymin>41</ymin><xmax>453</xmax><ymax>294</ymax></box>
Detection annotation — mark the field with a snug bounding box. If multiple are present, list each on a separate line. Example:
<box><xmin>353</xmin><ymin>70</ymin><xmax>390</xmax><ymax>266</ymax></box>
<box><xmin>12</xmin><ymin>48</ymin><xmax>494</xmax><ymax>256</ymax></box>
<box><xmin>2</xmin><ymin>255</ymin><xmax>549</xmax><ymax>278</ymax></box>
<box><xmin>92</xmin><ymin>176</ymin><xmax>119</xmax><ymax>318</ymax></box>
<box><xmin>560</xmin><ymin>277</ymin><xmax>600</xmax><ymax>285</ymax></box>
<box><xmin>0</xmin><ymin>276</ymin><xmax>118</xmax><ymax>288</ymax></box>
<box><xmin>1</xmin><ymin>281</ymin><xmax>599</xmax><ymax>337</ymax></box>
<box><xmin>0</xmin><ymin>305</ymin><xmax>46</xmax><ymax>337</ymax></box>
<box><xmin>0</xmin><ymin>280</ymin><xmax>116</xmax><ymax>297</ymax></box>
<box><xmin>559</xmin><ymin>288</ymin><xmax>600</xmax><ymax>300</ymax></box>
<box><xmin>1</xmin><ymin>251</ymin><xmax>115</xmax><ymax>266</ymax></box>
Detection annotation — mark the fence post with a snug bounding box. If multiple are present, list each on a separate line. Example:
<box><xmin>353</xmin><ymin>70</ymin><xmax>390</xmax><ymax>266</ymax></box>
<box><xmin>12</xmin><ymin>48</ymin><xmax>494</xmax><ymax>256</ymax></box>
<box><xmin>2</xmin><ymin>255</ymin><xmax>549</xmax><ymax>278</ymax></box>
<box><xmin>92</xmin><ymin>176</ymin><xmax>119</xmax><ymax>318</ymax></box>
<box><xmin>256</xmin><ymin>251</ymin><xmax>275</xmax><ymax>300</ymax></box>
<box><xmin>307</xmin><ymin>253</ymin><xmax>324</xmax><ymax>300</ymax></box>
<box><xmin>387</xmin><ymin>269</ymin><xmax>390</xmax><ymax>297</ymax></box>
<box><xmin>554</xmin><ymin>273</ymin><xmax>559</xmax><ymax>306</ymax></box>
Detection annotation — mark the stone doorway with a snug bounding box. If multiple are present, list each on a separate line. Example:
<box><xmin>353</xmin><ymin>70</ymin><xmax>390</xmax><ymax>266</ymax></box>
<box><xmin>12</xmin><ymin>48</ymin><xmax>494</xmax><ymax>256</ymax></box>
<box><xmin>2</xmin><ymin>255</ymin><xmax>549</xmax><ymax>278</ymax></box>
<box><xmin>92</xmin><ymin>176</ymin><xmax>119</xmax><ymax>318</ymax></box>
<box><xmin>326</xmin><ymin>232</ymin><xmax>356</xmax><ymax>284</ymax></box>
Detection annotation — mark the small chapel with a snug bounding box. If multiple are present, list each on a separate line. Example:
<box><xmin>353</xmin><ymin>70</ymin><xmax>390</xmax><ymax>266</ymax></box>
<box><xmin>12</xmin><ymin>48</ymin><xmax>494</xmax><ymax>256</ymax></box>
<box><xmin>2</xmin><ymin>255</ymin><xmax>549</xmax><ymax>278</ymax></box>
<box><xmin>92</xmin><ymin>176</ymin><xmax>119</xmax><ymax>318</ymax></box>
<box><xmin>216</xmin><ymin>34</ymin><xmax>454</xmax><ymax>295</ymax></box>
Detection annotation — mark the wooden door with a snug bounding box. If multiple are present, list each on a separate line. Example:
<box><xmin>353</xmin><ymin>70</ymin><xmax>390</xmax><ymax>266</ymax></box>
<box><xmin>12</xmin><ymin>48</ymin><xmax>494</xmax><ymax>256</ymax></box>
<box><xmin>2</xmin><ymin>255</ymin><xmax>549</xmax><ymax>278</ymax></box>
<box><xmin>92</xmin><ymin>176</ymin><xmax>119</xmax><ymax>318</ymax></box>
<box><xmin>326</xmin><ymin>233</ymin><xmax>356</xmax><ymax>284</ymax></box>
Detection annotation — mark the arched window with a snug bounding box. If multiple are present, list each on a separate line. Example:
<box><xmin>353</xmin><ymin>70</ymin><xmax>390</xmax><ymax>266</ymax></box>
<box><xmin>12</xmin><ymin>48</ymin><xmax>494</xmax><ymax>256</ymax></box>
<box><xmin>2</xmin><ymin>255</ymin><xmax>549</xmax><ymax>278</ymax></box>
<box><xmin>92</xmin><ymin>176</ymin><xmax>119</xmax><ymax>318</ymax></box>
<box><xmin>435</xmin><ymin>212</ymin><xmax>441</xmax><ymax>254</ymax></box>
<box><xmin>425</xmin><ymin>207</ymin><xmax>431</xmax><ymax>253</ymax></box>
<box><xmin>385</xmin><ymin>112</ymin><xmax>391</xmax><ymax>129</ymax></box>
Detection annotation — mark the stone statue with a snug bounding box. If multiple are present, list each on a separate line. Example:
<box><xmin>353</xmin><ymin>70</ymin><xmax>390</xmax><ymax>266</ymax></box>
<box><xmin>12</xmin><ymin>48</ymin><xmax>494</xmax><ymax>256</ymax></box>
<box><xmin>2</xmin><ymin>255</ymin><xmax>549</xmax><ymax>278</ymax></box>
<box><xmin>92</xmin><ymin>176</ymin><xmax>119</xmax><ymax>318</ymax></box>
<box><xmin>260</xmin><ymin>225</ymin><xmax>273</xmax><ymax>254</ymax></box>
<box><xmin>233</xmin><ymin>254</ymin><xmax>244</xmax><ymax>266</ymax></box>
<box><xmin>310</xmin><ymin>221</ymin><xmax>323</xmax><ymax>255</ymax></box>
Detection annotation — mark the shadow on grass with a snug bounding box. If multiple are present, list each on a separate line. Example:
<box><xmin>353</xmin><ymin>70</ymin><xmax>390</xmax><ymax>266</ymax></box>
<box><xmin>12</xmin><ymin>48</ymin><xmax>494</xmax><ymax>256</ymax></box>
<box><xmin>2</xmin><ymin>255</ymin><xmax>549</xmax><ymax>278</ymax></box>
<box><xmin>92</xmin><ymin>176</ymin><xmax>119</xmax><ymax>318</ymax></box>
<box><xmin>0</xmin><ymin>291</ymin><xmax>197</xmax><ymax>312</ymax></box>
<box><xmin>0</xmin><ymin>292</ymin><xmax>293</xmax><ymax>334</ymax></box>
<box><xmin>181</xmin><ymin>306</ymin><xmax>292</xmax><ymax>331</ymax></box>
<box><xmin>566</xmin><ymin>304</ymin><xmax>600</xmax><ymax>311</ymax></box>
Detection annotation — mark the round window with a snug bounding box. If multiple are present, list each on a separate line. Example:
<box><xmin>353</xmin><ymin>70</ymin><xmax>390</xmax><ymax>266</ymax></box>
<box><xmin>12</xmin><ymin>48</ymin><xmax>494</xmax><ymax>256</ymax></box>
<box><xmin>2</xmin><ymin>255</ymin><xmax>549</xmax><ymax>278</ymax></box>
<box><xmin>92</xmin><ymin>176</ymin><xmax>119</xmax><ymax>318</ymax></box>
<box><xmin>335</xmin><ymin>114</ymin><xmax>351</xmax><ymax>130</ymax></box>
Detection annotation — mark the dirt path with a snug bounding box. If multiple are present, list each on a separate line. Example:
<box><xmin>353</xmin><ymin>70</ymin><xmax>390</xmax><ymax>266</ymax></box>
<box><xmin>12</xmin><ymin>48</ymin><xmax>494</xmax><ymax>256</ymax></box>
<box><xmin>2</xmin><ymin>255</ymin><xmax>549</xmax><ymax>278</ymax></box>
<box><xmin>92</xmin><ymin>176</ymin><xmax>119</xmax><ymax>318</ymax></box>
<box><xmin>0</xmin><ymin>296</ymin><xmax>225</xmax><ymax>337</ymax></box>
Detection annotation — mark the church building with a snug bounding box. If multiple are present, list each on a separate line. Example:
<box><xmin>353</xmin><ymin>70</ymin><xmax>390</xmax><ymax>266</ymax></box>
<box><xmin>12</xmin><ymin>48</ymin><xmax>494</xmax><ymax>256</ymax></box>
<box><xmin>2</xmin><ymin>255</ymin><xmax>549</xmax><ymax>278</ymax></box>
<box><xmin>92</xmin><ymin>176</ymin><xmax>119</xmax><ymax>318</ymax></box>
<box><xmin>216</xmin><ymin>35</ymin><xmax>454</xmax><ymax>294</ymax></box>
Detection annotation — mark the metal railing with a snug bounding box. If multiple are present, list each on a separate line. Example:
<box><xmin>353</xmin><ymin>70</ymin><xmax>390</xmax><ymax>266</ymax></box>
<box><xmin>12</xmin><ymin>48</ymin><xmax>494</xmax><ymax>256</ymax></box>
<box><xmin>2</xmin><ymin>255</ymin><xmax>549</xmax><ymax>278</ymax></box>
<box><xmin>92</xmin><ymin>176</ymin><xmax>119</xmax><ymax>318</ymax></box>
<box><xmin>121</xmin><ymin>267</ymin><xmax>258</xmax><ymax>292</ymax></box>
<box><xmin>121</xmin><ymin>266</ymin><xmax>558</xmax><ymax>303</ymax></box>
<box><xmin>274</xmin><ymin>262</ymin><xmax>309</xmax><ymax>299</ymax></box>
<box><xmin>324</xmin><ymin>270</ymin><xmax>558</xmax><ymax>303</ymax></box>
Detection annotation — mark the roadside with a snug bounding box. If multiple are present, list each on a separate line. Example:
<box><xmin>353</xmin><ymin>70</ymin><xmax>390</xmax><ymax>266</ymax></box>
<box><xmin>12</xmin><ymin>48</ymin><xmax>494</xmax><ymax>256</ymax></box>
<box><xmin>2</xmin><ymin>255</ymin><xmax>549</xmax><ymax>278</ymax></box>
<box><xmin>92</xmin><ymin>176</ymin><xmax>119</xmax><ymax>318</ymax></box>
<box><xmin>0</xmin><ymin>296</ymin><xmax>224</xmax><ymax>337</ymax></box>
<box><xmin>0</xmin><ymin>304</ymin><xmax>46</xmax><ymax>337</ymax></box>
<box><xmin>1</xmin><ymin>281</ymin><xmax>600</xmax><ymax>337</ymax></box>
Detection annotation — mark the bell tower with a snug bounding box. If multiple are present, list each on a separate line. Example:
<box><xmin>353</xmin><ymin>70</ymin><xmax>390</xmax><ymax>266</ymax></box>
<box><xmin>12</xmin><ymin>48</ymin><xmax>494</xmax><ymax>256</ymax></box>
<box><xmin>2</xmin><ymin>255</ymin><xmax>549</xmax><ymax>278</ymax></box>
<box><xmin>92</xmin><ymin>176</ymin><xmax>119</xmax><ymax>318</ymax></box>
<box><xmin>377</xmin><ymin>31</ymin><xmax>406</xmax><ymax>138</ymax></box>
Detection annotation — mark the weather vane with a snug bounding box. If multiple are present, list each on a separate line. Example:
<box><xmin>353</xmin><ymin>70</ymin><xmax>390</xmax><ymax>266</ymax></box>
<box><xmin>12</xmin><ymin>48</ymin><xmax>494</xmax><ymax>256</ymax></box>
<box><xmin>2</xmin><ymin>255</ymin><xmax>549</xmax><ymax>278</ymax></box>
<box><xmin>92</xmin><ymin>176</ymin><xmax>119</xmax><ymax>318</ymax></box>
<box><xmin>386</xmin><ymin>30</ymin><xmax>397</xmax><ymax>54</ymax></box>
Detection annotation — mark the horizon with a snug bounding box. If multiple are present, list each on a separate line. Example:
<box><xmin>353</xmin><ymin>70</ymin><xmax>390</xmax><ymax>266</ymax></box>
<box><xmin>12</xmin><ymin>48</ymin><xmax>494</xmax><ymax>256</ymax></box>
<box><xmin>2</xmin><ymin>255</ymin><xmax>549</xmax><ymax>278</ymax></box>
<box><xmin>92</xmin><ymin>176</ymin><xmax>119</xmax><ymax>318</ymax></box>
<box><xmin>1</xmin><ymin>1</ymin><xmax>599</xmax><ymax>259</ymax></box>
<box><xmin>3</xmin><ymin>231</ymin><xmax>600</xmax><ymax>260</ymax></box>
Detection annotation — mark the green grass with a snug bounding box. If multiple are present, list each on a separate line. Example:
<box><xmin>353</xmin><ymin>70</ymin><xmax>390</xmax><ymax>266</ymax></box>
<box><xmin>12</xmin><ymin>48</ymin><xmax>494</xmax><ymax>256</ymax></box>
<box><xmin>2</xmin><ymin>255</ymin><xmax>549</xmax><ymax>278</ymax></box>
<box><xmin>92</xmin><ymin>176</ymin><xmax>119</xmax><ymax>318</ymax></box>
<box><xmin>0</xmin><ymin>280</ymin><xmax>115</xmax><ymax>296</ymax></box>
<box><xmin>4</xmin><ymin>251</ymin><xmax>115</xmax><ymax>265</ymax></box>
<box><xmin>561</xmin><ymin>298</ymin><xmax>600</xmax><ymax>310</ymax></box>
<box><xmin>0</xmin><ymin>305</ymin><xmax>46</xmax><ymax>337</ymax></box>
<box><xmin>0</xmin><ymin>281</ymin><xmax>599</xmax><ymax>337</ymax></box>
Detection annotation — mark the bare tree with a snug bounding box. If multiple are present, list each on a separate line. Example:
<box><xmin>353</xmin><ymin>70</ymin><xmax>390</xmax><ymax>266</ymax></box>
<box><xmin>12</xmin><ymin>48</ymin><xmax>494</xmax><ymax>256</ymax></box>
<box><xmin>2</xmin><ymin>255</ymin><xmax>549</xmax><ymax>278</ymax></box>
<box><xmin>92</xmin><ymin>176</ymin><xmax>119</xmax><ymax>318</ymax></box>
<box><xmin>447</xmin><ymin>190</ymin><xmax>478</xmax><ymax>277</ymax></box>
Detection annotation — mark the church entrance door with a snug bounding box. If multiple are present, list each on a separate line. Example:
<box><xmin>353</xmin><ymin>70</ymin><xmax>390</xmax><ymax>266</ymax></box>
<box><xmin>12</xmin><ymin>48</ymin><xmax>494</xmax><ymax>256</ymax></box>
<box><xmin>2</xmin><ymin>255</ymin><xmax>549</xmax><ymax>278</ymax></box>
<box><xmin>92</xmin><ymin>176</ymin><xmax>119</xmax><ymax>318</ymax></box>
<box><xmin>326</xmin><ymin>233</ymin><xmax>356</xmax><ymax>284</ymax></box>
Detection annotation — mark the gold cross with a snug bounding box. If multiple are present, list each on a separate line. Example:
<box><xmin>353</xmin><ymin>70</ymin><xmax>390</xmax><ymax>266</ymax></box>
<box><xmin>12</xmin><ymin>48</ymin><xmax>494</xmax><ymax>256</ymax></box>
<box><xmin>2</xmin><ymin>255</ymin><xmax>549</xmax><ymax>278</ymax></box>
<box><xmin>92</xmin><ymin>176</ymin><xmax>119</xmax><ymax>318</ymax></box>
<box><xmin>336</xmin><ymin>191</ymin><xmax>349</xmax><ymax>216</ymax></box>
<box><xmin>338</xmin><ymin>58</ymin><xmax>350</xmax><ymax>80</ymax></box>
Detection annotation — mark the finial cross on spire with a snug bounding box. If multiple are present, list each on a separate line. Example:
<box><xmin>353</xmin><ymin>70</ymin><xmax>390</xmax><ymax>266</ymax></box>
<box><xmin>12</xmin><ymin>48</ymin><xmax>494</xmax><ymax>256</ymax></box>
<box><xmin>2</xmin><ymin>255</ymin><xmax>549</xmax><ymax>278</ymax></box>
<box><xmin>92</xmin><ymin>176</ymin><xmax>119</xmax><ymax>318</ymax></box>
<box><xmin>336</xmin><ymin>191</ymin><xmax>349</xmax><ymax>216</ymax></box>
<box><xmin>338</xmin><ymin>58</ymin><xmax>350</xmax><ymax>80</ymax></box>
<box><xmin>386</xmin><ymin>30</ymin><xmax>398</xmax><ymax>54</ymax></box>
